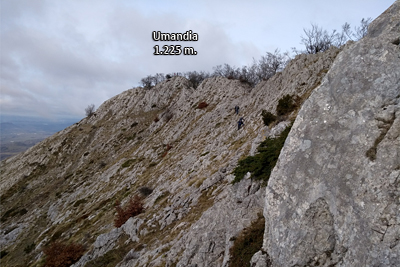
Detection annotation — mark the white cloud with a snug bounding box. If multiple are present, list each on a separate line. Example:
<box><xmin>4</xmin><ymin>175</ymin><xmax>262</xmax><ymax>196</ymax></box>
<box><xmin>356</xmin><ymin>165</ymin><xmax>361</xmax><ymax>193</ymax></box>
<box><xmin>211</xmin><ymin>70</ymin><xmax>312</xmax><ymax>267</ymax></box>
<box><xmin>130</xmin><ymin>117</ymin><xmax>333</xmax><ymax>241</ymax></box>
<box><xmin>0</xmin><ymin>0</ymin><xmax>394</xmax><ymax>119</ymax></box>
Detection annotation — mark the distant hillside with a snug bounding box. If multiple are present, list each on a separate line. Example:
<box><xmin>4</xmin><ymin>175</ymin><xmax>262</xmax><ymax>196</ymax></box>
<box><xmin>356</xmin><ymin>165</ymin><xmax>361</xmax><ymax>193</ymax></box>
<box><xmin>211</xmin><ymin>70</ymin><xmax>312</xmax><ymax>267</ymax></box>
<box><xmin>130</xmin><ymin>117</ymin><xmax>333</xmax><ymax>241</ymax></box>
<box><xmin>0</xmin><ymin>118</ymin><xmax>78</xmax><ymax>161</ymax></box>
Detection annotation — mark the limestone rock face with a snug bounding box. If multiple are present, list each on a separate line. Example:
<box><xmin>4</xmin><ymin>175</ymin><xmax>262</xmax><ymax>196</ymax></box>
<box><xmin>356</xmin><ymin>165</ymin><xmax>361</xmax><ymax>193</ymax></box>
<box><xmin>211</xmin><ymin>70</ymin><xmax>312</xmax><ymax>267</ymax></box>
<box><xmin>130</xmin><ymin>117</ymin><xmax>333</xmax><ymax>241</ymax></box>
<box><xmin>263</xmin><ymin>1</ymin><xmax>400</xmax><ymax>266</ymax></box>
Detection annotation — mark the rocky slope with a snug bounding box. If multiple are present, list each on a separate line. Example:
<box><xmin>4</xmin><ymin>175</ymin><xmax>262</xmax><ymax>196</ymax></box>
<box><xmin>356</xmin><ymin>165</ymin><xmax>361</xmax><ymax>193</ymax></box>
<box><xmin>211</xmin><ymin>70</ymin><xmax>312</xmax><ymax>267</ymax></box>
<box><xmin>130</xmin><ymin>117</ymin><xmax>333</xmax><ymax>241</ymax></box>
<box><xmin>1</xmin><ymin>2</ymin><xmax>398</xmax><ymax>267</ymax></box>
<box><xmin>259</xmin><ymin>1</ymin><xmax>400</xmax><ymax>267</ymax></box>
<box><xmin>0</xmin><ymin>42</ymin><xmax>339</xmax><ymax>266</ymax></box>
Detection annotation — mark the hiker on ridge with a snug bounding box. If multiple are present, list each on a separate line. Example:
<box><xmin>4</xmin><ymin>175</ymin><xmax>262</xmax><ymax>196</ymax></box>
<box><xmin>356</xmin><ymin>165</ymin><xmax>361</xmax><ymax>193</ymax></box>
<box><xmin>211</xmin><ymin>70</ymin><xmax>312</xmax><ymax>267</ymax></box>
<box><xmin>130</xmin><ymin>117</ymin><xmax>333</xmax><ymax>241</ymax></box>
<box><xmin>238</xmin><ymin>117</ymin><xmax>244</xmax><ymax>130</ymax></box>
<box><xmin>234</xmin><ymin>105</ymin><xmax>239</xmax><ymax>115</ymax></box>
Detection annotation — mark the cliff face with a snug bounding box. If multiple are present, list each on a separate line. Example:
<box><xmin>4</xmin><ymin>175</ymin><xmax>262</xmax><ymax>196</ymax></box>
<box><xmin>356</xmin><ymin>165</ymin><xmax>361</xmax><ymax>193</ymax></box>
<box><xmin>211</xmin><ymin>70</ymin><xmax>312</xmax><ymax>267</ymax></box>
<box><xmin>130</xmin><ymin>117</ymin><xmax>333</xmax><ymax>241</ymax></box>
<box><xmin>262</xmin><ymin>1</ymin><xmax>400</xmax><ymax>266</ymax></box>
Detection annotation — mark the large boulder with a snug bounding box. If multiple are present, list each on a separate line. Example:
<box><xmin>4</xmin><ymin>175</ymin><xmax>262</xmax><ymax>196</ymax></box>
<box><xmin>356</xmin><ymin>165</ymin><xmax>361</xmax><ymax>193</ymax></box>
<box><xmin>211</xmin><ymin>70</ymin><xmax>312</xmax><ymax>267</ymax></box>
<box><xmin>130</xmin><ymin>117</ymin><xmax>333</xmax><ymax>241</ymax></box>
<box><xmin>263</xmin><ymin>1</ymin><xmax>400</xmax><ymax>266</ymax></box>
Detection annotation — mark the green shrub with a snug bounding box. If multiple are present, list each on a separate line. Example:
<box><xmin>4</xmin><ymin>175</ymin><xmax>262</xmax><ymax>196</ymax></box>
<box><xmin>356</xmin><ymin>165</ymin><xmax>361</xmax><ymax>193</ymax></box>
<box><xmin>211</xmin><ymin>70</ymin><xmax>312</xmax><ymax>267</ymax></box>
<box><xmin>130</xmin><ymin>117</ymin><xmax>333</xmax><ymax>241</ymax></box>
<box><xmin>261</xmin><ymin>110</ymin><xmax>276</xmax><ymax>126</ymax></box>
<box><xmin>229</xmin><ymin>215</ymin><xmax>265</xmax><ymax>267</ymax></box>
<box><xmin>233</xmin><ymin>124</ymin><xmax>292</xmax><ymax>185</ymax></box>
<box><xmin>276</xmin><ymin>94</ymin><xmax>296</xmax><ymax>116</ymax></box>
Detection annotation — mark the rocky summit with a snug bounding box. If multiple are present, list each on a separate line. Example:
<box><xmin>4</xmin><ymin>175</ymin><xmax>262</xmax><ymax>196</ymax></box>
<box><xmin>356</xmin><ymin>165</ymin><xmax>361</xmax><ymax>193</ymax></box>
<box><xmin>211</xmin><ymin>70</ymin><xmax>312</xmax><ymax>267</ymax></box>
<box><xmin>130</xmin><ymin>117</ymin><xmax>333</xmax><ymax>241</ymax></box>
<box><xmin>1</xmin><ymin>2</ymin><xmax>399</xmax><ymax>267</ymax></box>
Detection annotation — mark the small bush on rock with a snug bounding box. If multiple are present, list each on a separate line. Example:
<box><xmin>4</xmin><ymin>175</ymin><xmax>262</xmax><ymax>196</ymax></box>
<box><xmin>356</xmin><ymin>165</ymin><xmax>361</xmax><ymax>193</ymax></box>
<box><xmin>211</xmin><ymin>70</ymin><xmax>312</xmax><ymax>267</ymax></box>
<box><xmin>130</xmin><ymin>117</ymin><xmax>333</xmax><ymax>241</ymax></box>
<box><xmin>139</xmin><ymin>187</ymin><xmax>153</xmax><ymax>197</ymax></box>
<box><xmin>276</xmin><ymin>95</ymin><xmax>296</xmax><ymax>116</ymax></box>
<box><xmin>85</xmin><ymin>104</ymin><xmax>95</xmax><ymax>117</ymax></box>
<box><xmin>261</xmin><ymin>110</ymin><xmax>277</xmax><ymax>126</ymax></box>
<box><xmin>233</xmin><ymin>124</ymin><xmax>292</xmax><ymax>185</ymax></box>
<box><xmin>114</xmin><ymin>195</ymin><xmax>144</xmax><ymax>228</ymax></box>
<box><xmin>43</xmin><ymin>241</ymin><xmax>85</xmax><ymax>267</ymax></box>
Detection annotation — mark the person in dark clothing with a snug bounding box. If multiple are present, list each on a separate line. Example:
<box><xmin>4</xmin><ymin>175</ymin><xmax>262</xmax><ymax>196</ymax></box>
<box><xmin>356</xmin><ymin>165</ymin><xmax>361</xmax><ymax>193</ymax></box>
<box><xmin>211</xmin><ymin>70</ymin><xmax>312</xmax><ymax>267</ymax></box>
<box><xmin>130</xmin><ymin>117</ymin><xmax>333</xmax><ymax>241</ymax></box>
<box><xmin>237</xmin><ymin>117</ymin><xmax>244</xmax><ymax>130</ymax></box>
<box><xmin>234</xmin><ymin>105</ymin><xmax>239</xmax><ymax>115</ymax></box>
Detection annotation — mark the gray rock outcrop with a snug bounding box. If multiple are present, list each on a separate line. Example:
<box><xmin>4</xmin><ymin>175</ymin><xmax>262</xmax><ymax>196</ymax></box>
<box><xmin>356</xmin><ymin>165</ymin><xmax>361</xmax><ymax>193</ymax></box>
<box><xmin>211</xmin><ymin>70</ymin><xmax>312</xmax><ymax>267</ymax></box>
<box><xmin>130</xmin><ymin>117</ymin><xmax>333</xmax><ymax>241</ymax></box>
<box><xmin>263</xmin><ymin>1</ymin><xmax>400</xmax><ymax>266</ymax></box>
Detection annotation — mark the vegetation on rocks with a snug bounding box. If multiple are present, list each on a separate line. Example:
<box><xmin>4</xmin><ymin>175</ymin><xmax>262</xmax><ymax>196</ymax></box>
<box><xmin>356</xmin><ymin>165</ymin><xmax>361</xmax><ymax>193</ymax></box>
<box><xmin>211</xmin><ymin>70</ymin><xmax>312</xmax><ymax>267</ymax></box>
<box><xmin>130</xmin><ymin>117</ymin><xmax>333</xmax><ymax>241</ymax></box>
<box><xmin>261</xmin><ymin>94</ymin><xmax>298</xmax><ymax>127</ymax></box>
<box><xmin>233</xmin><ymin>124</ymin><xmax>292</xmax><ymax>185</ymax></box>
<box><xmin>85</xmin><ymin>104</ymin><xmax>96</xmax><ymax>117</ymax></box>
<box><xmin>139</xmin><ymin>186</ymin><xmax>153</xmax><ymax>197</ymax></box>
<box><xmin>276</xmin><ymin>94</ymin><xmax>297</xmax><ymax>116</ymax></box>
<box><xmin>43</xmin><ymin>241</ymin><xmax>85</xmax><ymax>267</ymax></box>
<box><xmin>261</xmin><ymin>110</ymin><xmax>277</xmax><ymax>126</ymax></box>
<box><xmin>138</xmin><ymin>18</ymin><xmax>371</xmax><ymax>91</ymax></box>
<box><xmin>114</xmin><ymin>195</ymin><xmax>144</xmax><ymax>228</ymax></box>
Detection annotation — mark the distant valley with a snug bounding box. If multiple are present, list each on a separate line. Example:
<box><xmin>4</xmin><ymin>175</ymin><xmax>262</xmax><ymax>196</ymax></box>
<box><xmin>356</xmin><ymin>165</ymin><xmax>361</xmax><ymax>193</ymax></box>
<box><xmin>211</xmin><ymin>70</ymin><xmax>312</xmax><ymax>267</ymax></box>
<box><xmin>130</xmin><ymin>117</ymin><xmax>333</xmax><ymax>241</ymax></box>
<box><xmin>0</xmin><ymin>116</ymin><xmax>79</xmax><ymax>161</ymax></box>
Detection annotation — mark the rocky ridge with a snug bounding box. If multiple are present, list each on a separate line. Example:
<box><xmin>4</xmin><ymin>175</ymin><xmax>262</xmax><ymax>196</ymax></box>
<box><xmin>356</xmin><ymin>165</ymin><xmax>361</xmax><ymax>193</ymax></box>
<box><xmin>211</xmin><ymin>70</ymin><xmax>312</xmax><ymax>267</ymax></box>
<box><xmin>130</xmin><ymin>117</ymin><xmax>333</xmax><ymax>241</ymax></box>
<box><xmin>0</xmin><ymin>42</ymin><xmax>339</xmax><ymax>266</ymax></box>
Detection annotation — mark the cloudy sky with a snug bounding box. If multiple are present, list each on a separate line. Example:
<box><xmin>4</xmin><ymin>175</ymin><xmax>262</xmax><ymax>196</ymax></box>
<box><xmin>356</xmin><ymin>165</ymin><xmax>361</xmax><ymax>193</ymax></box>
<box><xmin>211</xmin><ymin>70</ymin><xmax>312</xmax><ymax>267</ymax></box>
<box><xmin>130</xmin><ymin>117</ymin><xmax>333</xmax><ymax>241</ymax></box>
<box><xmin>0</xmin><ymin>0</ymin><xmax>395</xmax><ymax>121</ymax></box>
